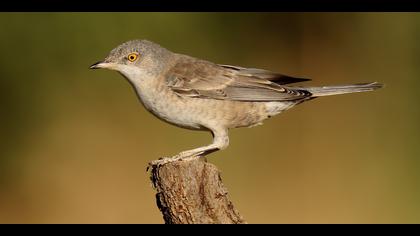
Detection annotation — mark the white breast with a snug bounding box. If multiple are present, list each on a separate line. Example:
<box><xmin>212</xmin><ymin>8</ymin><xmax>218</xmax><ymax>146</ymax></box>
<box><xmin>118</xmin><ymin>66</ymin><xmax>205</xmax><ymax>130</ymax></box>
<box><xmin>131</xmin><ymin>80</ymin><xmax>203</xmax><ymax>130</ymax></box>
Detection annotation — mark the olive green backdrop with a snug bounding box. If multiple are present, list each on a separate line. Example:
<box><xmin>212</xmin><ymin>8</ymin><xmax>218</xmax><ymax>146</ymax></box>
<box><xmin>0</xmin><ymin>13</ymin><xmax>419</xmax><ymax>223</ymax></box>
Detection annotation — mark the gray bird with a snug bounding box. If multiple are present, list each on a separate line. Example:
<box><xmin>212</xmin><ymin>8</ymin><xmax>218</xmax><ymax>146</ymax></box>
<box><xmin>90</xmin><ymin>40</ymin><xmax>383</xmax><ymax>166</ymax></box>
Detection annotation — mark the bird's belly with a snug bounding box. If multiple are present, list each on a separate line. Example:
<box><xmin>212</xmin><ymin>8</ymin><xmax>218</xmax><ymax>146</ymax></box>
<box><xmin>133</xmin><ymin>83</ymin><xmax>273</xmax><ymax>130</ymax></box>
<box><xmin>151</xmin><ymin>107</ymin><xmax>205</xmax><ymax>130</ymax></box>
<box><xmin>169</xmin><ymin>98</ymin><xmax>270</xmax><ymax>129</ymax></box>
<box><xmin>135</xmin><ymin>87</ymin><xmax>204</xmax><ymax>130</ymax></box>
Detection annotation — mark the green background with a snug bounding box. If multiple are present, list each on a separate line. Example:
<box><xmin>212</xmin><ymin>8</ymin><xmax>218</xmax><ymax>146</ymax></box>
<box><xmin>0</xmin><ymin>13</ymin><xmax>419</xmax><ymax>223</ymax></box>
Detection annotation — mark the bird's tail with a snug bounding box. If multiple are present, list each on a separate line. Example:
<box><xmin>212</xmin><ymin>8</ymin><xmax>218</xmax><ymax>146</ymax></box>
<box><xmin>305</xmin><ymin>82</ymin><xmax>384</xmax><ymax>97</ymax></box>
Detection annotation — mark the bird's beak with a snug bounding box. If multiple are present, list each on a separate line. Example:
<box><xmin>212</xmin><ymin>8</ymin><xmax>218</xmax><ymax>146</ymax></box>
<box><xmin>90</xmin><ymin>61</ymin><xmax>110</xmax><ymax>69</ymax></box>
<box><xmin>90</xmin><ymin>61</ymin><xmax>105</xmax><ymax>69</ymax></box>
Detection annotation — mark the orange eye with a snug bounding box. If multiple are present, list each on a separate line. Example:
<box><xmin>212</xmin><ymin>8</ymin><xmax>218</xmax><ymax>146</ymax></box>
<box><xmin>127</xmin><ymin>53</ymin><xmax>138</xmax><ymax>62</ymax></box>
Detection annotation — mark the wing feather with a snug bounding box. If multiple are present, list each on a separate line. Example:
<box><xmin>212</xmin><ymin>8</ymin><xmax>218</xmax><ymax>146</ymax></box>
<box><xmin>165</xmin><ymin>56</ymin><xmax>312</xmax><ymax>102</ymax></box>
<box><xmin>219</xmin><ymin>64</ymin><xmax>311</xmax><ymax>85</ymax></box>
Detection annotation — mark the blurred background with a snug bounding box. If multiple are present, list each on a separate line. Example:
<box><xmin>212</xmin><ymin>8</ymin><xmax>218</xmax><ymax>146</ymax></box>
<box><xmin>0</xmin><ymin>13</ymin><xmax>419</xmax><ymax>223</ymax></box>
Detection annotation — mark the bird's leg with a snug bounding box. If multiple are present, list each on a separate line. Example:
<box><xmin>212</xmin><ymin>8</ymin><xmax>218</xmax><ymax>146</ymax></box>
<box><xmin>148</xmin><ymin>129</ymin><xmax>229</xmax><ymax>168</ymax></box>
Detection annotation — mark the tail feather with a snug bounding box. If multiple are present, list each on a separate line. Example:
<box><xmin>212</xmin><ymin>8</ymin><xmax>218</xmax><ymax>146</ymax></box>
<box><xmin>305</xmin><ymin>82</ymin><xmax>384</xmax><ymax>97</ymax></box>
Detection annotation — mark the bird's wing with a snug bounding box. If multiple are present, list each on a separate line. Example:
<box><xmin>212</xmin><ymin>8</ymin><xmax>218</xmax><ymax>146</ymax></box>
<box><xmin>165</xmin><ymin>56</ymin><xmax>312</xmax><ymax>102</ymax></box>
<box><xmin>219</xmin><ymin>64</ymin><xmax>311</xmax><ymax>85</ymax></box>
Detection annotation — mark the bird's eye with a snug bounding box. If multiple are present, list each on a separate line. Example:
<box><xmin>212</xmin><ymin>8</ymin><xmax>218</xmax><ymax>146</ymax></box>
<box><xmin>127</xmin><ymin>53</ymin><xmax>139</xmax><ymax>62</ymax></box>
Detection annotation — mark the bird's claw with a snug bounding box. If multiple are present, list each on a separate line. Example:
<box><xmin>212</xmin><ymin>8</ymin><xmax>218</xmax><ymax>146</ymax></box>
<box><xmin>146</xmin><ymin>156</ymin><xmax>171</xmax><ymax>171</ymax></box>
<box><xmin>146</xmin><ymin>153</ymin><xmax>202</xmax><ymax>172</ymax></box>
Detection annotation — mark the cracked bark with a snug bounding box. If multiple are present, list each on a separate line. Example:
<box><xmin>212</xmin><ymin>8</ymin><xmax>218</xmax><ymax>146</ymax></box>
<box><xmin>149</xmin><ymin>158</ymin><xmax>246</xmax><ymax>224</ymax></box>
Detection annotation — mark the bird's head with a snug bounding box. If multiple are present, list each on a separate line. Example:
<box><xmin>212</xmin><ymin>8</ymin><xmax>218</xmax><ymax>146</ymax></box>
<box><xmin>90</xmin><ymin>39</ymin><xmax>172</xmax><ymax>80</ymax></box>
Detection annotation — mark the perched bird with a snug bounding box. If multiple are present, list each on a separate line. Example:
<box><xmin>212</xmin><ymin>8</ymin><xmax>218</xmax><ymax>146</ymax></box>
<box><xmin>90</xmin><ymin>40</ymin><xmax>383</xmax><ymax>166</ymax></box>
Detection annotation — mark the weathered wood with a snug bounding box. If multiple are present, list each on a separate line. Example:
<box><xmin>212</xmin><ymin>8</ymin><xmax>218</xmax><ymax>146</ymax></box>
<box><xmin>149</xmin><ymin>159</ymin><xmax>246</xmax><ymax>224</ymax></box>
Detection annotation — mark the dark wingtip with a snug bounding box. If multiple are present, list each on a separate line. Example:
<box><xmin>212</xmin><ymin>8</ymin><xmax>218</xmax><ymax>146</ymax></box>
<box><xmin>273</xmin><ymin>76</ymin><xmax>311</xmax><ymax>85</ymax></box>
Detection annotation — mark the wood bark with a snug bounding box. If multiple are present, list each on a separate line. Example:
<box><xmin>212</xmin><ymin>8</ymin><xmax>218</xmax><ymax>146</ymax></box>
<box><xmin>149</xmin><ymin>159</ymin><xmax>246</xmax><ymax>224</ymax></box>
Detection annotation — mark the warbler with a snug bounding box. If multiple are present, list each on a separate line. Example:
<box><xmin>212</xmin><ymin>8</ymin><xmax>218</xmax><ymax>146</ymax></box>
<box><xmin>90</xmin><ymin>40</ymin><xmax>383</xmax><ymax>166</ymax></box>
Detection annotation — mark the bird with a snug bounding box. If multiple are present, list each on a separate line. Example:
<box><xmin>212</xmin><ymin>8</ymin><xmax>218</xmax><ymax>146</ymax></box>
<box><xmin>90</xmin><ymin>39</ymin><xmax>383</xmax><ymax>167</ymax></box>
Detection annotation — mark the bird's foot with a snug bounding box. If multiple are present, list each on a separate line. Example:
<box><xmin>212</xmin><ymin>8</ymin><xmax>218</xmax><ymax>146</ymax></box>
<box><xmin>146</xmin><ymin>153</ymin><xmax>202</xmax><ymax>171</ymax></box>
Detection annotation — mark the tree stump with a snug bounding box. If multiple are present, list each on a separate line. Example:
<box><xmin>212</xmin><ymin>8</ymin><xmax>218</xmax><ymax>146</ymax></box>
<box><xmin>149</xmin><ymin>158</ymin><xmax>246</xmax><ymax>224</ymax></box>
